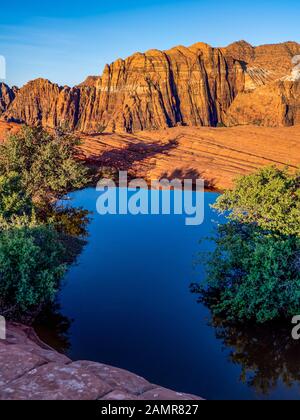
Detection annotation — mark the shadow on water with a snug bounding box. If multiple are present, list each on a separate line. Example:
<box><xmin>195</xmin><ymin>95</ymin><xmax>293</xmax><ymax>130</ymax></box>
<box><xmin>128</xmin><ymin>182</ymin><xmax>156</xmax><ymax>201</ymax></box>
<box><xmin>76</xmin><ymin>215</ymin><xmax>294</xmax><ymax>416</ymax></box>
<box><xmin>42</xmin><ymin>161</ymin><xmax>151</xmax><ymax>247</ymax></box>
<box><xmin>191</xmin><ymin>217</ymin><xmax>300</xmax><ymax>397</ymax></box>
<box><xmin>34</xmin><ymin>205</ymin><xmax>91</xmax><ymax>351</ymax></box>
<box><xmin>209</xmin><ymin>318</ymin><xmax>300</xmax><ymax>396</ymax></box>
<box><xmin>34</xmin><ymin>301</ymin><xmax>73</xmax><ymax>355</ymax></box>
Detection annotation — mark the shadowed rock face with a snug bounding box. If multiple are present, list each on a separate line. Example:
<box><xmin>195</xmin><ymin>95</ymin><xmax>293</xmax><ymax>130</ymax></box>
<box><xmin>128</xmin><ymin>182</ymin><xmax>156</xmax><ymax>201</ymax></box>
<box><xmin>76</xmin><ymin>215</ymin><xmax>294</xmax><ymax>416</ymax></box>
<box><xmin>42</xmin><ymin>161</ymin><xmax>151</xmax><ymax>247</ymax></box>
<box><xmin>0</xmin><ymin>83</ymin><xmax>17</xmax><ymax>115</ymax></box>
<box><xmin>2</xmin><ymin>41</ymin><xmax>300</xmax><ymax>132</ymax></box>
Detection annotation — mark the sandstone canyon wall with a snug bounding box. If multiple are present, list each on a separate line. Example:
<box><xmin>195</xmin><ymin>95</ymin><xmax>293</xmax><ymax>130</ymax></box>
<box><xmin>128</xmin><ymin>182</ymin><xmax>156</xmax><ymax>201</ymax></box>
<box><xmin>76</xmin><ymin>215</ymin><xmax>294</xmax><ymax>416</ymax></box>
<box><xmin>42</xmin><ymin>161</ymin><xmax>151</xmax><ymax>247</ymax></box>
<box><xmin>0</xmin><ymin>83</ymin><xmax>17</xmax><ymax>115</ymax></box>
<box><xmin>2</xmin><ymin>41</ymin><xmax>300</xmax><ymax>133</ymax></box>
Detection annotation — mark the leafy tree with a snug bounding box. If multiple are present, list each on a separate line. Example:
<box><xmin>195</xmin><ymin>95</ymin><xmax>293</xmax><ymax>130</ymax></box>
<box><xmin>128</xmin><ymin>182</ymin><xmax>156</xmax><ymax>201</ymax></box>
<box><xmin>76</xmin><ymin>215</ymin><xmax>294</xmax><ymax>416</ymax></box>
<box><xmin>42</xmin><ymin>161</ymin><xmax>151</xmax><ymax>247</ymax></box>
<box><xmin>213</xmin><ymin>166</ymin><xmax>300</xmax><ymax>236</ymax></box>
<box><xmin>193</xmin><ymin>166</ymin><xmax>300</xmax><ymax>323</ymax></box>
<box><xmin>0</xmin><ymin>225</ymin><xmax>67</xmax><ymax>317</ymax></box>
<box><xmin>0</xmin><ymin>172</ymin><xmax>33</xmax><ymax>220</ymax></box>
<box><xmin>0</xmin><ymin>126</ymin><xmax>91</xmax><ymax>321</ymax></box>
<box><xmin>193</xmin><ymin>223</ymin><xmax>300</xmax><ymax>323</ymax></box>
<box><xmin>46</xmin><ymin>206</ymin><xmax>90</xmax><ymax>237</ymax></box>
<box><xmin>0</xmin><ymin>126</ymin><xmax>90</xmax><ymax>207</ymax></box>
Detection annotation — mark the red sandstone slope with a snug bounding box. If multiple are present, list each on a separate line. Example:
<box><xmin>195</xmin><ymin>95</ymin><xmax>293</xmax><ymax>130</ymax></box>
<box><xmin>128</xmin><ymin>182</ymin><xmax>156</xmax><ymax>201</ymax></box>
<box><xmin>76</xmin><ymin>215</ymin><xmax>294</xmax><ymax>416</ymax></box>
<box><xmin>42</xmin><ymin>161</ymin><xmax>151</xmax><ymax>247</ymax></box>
<box><xmin>1</xmin><ymin>121</ymin><xmax>298</xmax><ymax>190</ymax></box>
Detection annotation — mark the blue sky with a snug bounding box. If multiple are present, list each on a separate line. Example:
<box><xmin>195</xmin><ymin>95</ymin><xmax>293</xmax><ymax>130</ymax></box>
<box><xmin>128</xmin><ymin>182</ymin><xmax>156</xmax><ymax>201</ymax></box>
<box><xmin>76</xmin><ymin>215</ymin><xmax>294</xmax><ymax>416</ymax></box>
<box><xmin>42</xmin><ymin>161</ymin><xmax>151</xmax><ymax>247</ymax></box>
<box><xmin>1</xmin><ymin>0</ymin><xmax>299</xmax><ymax>87</ymax></box>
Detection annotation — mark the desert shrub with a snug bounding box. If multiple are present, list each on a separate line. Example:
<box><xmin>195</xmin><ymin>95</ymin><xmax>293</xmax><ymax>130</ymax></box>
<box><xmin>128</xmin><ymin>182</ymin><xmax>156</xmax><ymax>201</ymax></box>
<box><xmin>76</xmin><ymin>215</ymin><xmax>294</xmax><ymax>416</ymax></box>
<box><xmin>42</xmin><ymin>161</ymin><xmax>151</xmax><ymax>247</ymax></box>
<box><xmin>95</xmin><ymin>124</ymin><xmax>106</xmax><ymax>134</ymax></box>
<box><xmin>193</xmin><ymin>222</ymin><xmax>300</xmax><ymax>323</ymax></box>
<box><xmin>193</xmin><ymin>166</ymin><xmax>300</xmax><ymax>323</ymax></box>
<box><xmin>0</xmin><ymin>225</ymin><xmax>67</xmax><ymax>317</ymax></box>
<box><xmin>0</xmin><ymin>172</ymin><xmax>33</xmax><ymax>220</ymax></box>
<box><xmin>213</xmin><ymin>166</ymin><xmax>300</xmax><ymax>237</ymax></box>
<box><xmin>0</xmin><ymin>126</ymin><xmax>91</xmax><ymax>321</ymax></box>
<box><xmin>0</xmin><ymin>126</ymin><xmax>90</xmax><ymax>206</ymax></box>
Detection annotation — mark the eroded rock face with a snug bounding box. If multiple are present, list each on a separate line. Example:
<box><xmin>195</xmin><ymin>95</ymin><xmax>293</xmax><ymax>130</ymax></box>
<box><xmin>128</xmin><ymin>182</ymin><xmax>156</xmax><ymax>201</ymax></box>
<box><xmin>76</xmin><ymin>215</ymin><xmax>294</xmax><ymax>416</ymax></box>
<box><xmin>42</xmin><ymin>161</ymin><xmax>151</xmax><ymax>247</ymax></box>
<box><xmin>225</xmin><ymin>80</ymin><xmax>300</xmax><ymax>127</ymax></box>
<box><xmin>4</xmin><ymin>79</ymin><xmax>80</xmax><ymax>130</ymax></box>
<box><xmin>3</xmin><ymin>41</ymin><xmax>300</xmax><ymax>132</ymax></box>
<box><xmin>0</xmin><ymin>83</ymin><xmax>17</xmax><ymax>115</ymax></box>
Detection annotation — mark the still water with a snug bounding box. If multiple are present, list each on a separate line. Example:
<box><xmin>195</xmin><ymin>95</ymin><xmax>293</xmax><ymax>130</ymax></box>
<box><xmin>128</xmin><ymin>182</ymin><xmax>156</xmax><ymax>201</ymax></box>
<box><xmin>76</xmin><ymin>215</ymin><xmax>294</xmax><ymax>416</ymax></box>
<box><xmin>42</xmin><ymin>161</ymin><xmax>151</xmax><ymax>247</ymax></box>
<box><xmin>36</xmin><ymin>188</ymin><xmax>300</xmax><ymax>400</ymax></box>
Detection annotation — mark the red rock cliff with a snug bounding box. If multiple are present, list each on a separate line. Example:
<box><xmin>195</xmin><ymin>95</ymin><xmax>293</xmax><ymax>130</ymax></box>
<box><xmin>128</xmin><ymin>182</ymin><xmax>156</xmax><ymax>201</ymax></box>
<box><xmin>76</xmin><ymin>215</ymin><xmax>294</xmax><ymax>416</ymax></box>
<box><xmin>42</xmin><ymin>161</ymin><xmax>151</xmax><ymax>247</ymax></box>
<box><xmin>0</xmin><ymin>83</ymin><xmax>17</xmax><ymax>115</ymax></box>
<box><xmin>3</xmin><ymin>41</ymin><xmax>300</xmax><ymax>132</ymax></box>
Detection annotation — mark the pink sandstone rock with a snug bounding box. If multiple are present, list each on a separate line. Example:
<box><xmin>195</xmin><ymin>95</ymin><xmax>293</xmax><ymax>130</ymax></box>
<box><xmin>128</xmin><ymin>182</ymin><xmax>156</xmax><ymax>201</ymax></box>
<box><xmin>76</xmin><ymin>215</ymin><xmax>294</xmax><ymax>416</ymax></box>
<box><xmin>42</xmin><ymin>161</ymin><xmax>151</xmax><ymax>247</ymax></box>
<box><xmin>140</xmin><ymin>387</ymin><xmax>203</xmax><ymax>401</ymax></box>
<box><xmin>71</xmin><ymin>361</ymin><xmax>153</xmax><ymax>395</ymax></box>
<box><xmin>100</xmin><ymin>390</ymin><xmax>141</xmax><ymax>400</ymax></box>
<box><xmin>0</xmin><ymin>343</ymin><xmax>46</xmax><ymax>387</ymax></box>
<box><xmin>0</xmin><ymin>363</ymin><xmax>112</xmax><ymax>401</ymax></box>
<box><xmin>0</xmin><ymin>323</ymin><xmax>203</xmax><ymax>400</ymax></box>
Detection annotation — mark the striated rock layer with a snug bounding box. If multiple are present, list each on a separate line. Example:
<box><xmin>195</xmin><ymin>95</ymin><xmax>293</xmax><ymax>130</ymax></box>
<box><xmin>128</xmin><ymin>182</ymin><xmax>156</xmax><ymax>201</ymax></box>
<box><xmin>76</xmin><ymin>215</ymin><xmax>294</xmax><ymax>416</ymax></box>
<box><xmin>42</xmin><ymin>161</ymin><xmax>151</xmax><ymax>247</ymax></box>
<box><xmin>2</xmin><ymin>41</ymin><xmax>300</xmax><ymax>133</ymax></box>
<box><xmin>79</xmin><ymin>125</ymin><xmax>300</xmax><ymax>190</ymax></box>
<box><xmin>0</xmin><ymin>83</ymin><xmax>17</xmax><ymax>115</ymax></box>
<box><xmin>0</xmin><ymin>121</ymin><xmax>299</xmax><ymax>190</ymax></box>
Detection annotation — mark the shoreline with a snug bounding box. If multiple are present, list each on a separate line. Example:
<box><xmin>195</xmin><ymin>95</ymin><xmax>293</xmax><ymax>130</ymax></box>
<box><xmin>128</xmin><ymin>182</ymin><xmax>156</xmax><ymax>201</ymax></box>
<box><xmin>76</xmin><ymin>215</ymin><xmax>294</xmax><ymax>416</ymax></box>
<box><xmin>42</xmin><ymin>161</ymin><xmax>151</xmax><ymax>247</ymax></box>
<box><xmin>0</xmin><ymin>322</ymin><xmax>203</xmax><ymax>401</ymax></box>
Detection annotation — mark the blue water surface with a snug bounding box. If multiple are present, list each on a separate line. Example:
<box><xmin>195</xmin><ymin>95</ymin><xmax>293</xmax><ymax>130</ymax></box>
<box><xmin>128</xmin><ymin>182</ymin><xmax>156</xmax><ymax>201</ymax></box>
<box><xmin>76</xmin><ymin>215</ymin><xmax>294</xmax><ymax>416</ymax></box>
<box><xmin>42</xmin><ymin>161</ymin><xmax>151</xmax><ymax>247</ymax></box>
<box><xmin>38</xmin><ymin>188</ymin><xmax>300</xmax><ymax>400</ymax></box>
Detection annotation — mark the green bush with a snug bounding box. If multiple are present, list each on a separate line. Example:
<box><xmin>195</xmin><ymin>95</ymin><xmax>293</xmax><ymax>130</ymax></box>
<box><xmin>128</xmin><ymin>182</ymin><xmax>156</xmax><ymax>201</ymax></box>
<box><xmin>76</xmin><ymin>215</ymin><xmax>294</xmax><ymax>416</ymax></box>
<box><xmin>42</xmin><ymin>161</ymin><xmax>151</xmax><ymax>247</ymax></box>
<box><xmin>0</xmin><ymin>126</ymin><xmax>90</xmax><ymax>207</ymax></box>
<box><xmin>194</xmin><ymin>223</ymin><xmax>300</xmax><ymax>323</ymax></box>
<box><xmin>213</xmin><ymin>166</ymin><xmax>300</xmax><ymax>237</ymax></box>
<box><xmin>0</xmin><ymin>172</ymin><xmax>33</xmax><ymax>220</ymax></box>
<box><xmin>0</xmin><ymin>225</ymin><xmax>66</xmax><ymax>316</ymax></box>
<box><xmin>0</xmin><ymin>126</ymin><xmax>91</xmax><ymax>321</ymax></box>
<box><xmin>193</xmin><ymin>166</ymin><xmax>300</xmax><ymax>323</ymax></box>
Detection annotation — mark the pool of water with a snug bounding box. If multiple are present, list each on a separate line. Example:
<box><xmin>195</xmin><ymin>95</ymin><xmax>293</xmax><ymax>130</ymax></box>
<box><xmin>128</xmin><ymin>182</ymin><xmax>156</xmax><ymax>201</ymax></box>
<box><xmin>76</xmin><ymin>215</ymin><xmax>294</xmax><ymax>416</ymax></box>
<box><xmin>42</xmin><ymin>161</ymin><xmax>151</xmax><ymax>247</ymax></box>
<box><xmin>36</xmin><ymin>188</ymin><xmax>300</xmax><ymax>400</ymax></box>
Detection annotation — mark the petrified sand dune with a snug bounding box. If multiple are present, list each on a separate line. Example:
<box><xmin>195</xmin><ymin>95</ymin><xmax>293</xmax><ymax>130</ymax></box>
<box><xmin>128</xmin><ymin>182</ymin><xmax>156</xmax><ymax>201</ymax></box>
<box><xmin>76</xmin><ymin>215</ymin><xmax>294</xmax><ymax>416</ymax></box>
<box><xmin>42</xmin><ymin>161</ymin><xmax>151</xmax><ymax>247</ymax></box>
<box><xmin>0</xmin><ymin>121</ymin><xmax>299</xmax><ymax>190</ymax></box>
<box><xmin>1</xmin><ymin>41</ymin><xmax>300</xmax><ymax>133</ymax></box>
<box><xmin>81</xmin><ymin>125</ymin><xmax>300</xmax><ymax>190</ymax></box>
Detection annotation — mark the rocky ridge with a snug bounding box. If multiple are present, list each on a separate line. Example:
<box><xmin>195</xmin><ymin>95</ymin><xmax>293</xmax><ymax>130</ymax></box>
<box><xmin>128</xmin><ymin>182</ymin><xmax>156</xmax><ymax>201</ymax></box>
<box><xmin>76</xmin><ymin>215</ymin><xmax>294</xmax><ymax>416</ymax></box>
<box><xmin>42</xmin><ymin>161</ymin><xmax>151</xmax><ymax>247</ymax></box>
<box><xmin>0</xmin><ymin>83</ymin><xmax>17</xmax><ymax>114</ymax></box>
<box><xmin>1</xmin><ymin>41</ymin><xmax>300</xmax><ymax>133</ymax></box>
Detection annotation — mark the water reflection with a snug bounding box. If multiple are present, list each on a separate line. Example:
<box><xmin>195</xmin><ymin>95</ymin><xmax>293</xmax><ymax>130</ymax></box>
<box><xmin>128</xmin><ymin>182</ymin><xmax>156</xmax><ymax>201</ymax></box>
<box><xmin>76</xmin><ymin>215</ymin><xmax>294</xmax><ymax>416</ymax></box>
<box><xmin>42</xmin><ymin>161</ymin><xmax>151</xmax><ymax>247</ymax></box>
<box><xmin>33</xmin><ymin>205</ymin><xmax>90</xmax><ymax>345</ymax></box>
<box><xmin>34</xmin><ymin>301</ymin><xmax>72</xmax><ymax>355</ymax></box>
<box><xmin>34</xmin><ymin>188</ymin><xmax>300</xmax><ymax>399</ymax></box>
<box><xmin>191</xmin><ymin>217</ymin><xmax>300</xmax><ymax>397</ymax></box>
<box><xmin>211</xmin><ymin>318</ymin><xmax>300</xmax><ymax>396</ymax></box>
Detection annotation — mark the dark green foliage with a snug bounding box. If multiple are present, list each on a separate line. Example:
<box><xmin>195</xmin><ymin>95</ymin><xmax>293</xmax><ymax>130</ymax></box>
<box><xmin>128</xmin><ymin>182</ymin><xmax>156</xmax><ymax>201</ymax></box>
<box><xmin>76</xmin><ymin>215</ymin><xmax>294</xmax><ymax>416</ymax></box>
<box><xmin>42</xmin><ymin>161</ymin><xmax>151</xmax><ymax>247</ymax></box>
<box><xmin>0</xmin><ymin>172</ymin><xmax>33</xmax><ymax>220</ymax></box>
<box><xmin>0</xmin><ymin>126</ymin><xmax>90</xmax><ymax>206</ymax></box>
<box><xmin>211</xmin><ymin>318</ymin><xmax>300</xmax><ymax>395</ymax></box>
<box><xmin>0</xmin><ymin>225</ymin><xmax>66</xmax><ymax>316</ymax></box>
<box><xmin>193</xmin><ymin>223</ymin><xmax>300</xmax><ymax>323</ymax></box>
<box><xmin>193</xmin><ymin>166</ymin><xmax>300</xmax><ymax>323</ymax></box>
<box><xmin>213</xmin><ymin>166</ymin><xmax>300</xmax><ymax>237</ymax></box>
<box><xmin>0</xmin><ymin>126</ymin><xmax>90</xmax><ymax>321</ymax></box>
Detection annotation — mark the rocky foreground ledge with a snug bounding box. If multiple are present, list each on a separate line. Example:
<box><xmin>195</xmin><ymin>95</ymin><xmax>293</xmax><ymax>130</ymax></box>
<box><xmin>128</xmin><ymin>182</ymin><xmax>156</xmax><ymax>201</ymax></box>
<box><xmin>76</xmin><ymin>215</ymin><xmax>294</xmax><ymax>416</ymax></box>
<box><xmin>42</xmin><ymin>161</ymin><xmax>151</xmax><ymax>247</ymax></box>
<box><xmin>0</xmin><ymin>323</ymin><xmax>202</xmax><ymax>400</ymax></box>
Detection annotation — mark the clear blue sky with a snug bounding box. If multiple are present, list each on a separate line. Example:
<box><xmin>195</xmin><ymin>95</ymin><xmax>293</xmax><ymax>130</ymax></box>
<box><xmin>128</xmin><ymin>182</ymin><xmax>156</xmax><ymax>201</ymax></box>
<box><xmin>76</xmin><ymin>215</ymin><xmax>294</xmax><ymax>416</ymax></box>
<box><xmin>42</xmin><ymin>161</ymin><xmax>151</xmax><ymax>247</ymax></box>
<box><xmin>1</xmin><ymin>0</ymin><xmax>299</xmax><ymax>87</ymax></box>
